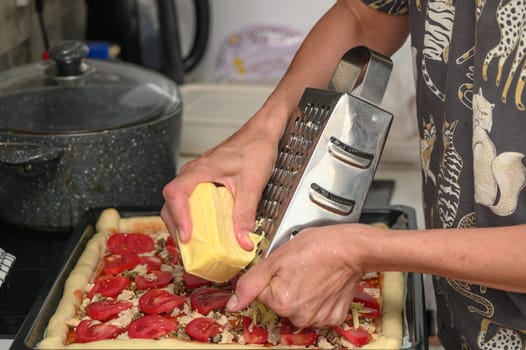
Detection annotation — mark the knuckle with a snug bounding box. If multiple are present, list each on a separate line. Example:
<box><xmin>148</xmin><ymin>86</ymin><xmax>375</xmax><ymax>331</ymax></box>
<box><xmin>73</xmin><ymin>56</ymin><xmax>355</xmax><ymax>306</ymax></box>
<box><xmin>289</xmin><ymin>315</ymin><xmax>310</xmax><ymax>328</ymax></box>
<box><xmin>270</xmin><ymin>299</ymin><xmax>296</xmax><ymax>319</ymax></box>
<box><xmin>328</xmin><ymin>312</ymin><xmax>346</xmax><ymax>327</ymax></box>
<box><xmin>234</xmin><ymin>279</ymin><xmax>250</xmax><ymax>296</ymax></box>
<box><xmin>233</xmin><ymin>210</ymin><xmax>256</xmax><ymax>226</ymax></box>
<box><xmin>162</xmin><ymin>182</ymin><xmax>177</xmax><ymax>200</ymax></box>
<box><xmin>265</xmin><ymin>300</ymin><xmax>287</xmax><ymax>316</ymax></box>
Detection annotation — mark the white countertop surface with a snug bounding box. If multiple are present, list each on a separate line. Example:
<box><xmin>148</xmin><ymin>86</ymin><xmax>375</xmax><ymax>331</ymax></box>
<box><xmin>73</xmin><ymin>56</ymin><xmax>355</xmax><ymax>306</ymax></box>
<box><xmin>0</xmin><ymin>340</ymin><xmax>10</xmax><ymax>350</ymax></box>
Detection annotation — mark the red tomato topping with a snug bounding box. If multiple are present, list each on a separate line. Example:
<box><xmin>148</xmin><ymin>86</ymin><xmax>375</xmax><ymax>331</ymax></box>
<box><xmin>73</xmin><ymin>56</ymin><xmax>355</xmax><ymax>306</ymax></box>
<box><xmin>166</xmin><ymin>245</ymin><xmax>180</xmax><ymax>264</ymax></box>
<box><xmin>242</xmin><ymin>316</ymin><xmax>268</xmax><ymax>345</ymax></box>
<box><xmin>107</xmin><ymin>233</ymin><xmax>132</xmax><ymax>255</ymax></box>
<box><xmin>183</xmin><ymin>271</ymin><xmax>213</xmax><ymax>289</ymax></box>
<box><xmin>128</xmin><ymin>315</ymin><xmax>177</xmax><ymax>339</ymax></box>
<box><xmin>189</xmin><ymin>287</ymin><xmax>232</xmax><ymax>315</ymax></box>
<box><xmin>279</xmin><ymin>318</ymin><xmax>317</xmax><ymax>346</ymax></box>
<box><xmin>353</xmin><ymin>290</ymin><xmax>380</xmax><ymax>310</ymax></box>
<box><xmin>332</xmin><ymin>325</ymin><xmax>371</xmax><ymax>346</ymax></box>
<box><xmin>103</xmin><ymin>253</ymin><xmax>139</xmax><ymax>275</ymax></box>
<box><xmin>139</xmin><ymin>289</ymin><xmax>186</xmax><ymax>315</ymax></box>
<box><xmin>86</xmin><ymin>300</ymin><xmax>133</xmax><ymax>321</ymax></box>
<box><xmin>166</xmin><ymin>235</ymin><xmax>176</xmax><ymax>247</ymax></box>
<box><xmin>360</xmin><ymin>306</ymin><xmax>381</xmax><ymax>319</ymax></box>
<box><xmin>75</xmin><ymin>319</ymin><xmax>120</xmax><ymax>343</ymax></box>
<box><xmin>185</xmin><ymin>317</ymin><xmax>222</xmax><ymax>342</ymax></box>
<box><xmin>139</xmin><ymin>255</ymin><xmax>163</xmax><ymax>272</ymax></box>
<box><xmin>134</xmin><ymin>271</ymin><xmax>173</xmax><ymax>290</ymax></box>
<box><xmin>87</xmin><ymin>275</ymin><xmax>130</xmax><ymax>298</ymax></box>
<box><xmin>107</xmin><ymin>233</ymin><xmax>154</xmax><ymax>255</ymax></box>
<box><xmin>126</xmin><ymin>233</ymin><xmax>155</xmax><ymax>253</ymax></box>
<box><xmin>360</xmin><ymin>277</ymin><xmax>380</xmax><ymax>289</ymax></box>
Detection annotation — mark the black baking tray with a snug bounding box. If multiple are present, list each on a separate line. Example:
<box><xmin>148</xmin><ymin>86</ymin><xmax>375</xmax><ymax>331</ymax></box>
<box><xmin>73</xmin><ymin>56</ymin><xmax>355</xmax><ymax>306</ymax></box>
<box><xmin>10</xmin><ymin>206</ymin><xmax>427</xmax><ymax>350</ymax></box>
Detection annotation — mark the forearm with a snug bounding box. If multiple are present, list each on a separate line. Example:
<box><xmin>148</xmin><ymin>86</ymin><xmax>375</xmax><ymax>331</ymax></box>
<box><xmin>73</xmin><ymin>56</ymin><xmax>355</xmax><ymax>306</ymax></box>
<box><xmin>360</xmin><ymin>224</ymin><xmax>526</xmax><ymax>293</ymax></box>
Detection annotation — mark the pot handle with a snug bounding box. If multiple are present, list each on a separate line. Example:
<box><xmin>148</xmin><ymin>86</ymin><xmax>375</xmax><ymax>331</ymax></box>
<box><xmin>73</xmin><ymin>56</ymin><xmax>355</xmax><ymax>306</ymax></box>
<box><xmin>0</xmin><ymin>142</ymin><xmax>63</xmax><ymax>178</ymax></box>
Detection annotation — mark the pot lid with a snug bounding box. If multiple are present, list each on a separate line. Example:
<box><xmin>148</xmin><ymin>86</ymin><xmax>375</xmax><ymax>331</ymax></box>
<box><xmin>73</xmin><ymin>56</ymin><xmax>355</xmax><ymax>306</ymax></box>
<box><xmin>0</xmin><ymin>41</ymin><xmax>181</xmax><ymax>134</ymax></box>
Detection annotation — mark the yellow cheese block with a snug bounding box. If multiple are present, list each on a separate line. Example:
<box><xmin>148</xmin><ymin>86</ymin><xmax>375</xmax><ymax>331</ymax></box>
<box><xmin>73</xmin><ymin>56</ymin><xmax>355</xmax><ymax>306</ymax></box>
<box><xmin>179</xmin><ymin>182</ymin><xmax>262</xmax><ymax>283</ymax></box>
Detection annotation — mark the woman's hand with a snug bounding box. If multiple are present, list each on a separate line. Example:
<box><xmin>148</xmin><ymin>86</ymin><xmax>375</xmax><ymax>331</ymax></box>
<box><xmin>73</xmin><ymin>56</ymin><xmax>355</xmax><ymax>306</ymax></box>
<box><xmin>161</xmin><ymin>110</ymin><xmax>284</xmax><ymax>250</ymax></box>
<box><xmin>227</xmin><ymin>223</ymin><xmax>383</xmax><ymax>328</ymax></box>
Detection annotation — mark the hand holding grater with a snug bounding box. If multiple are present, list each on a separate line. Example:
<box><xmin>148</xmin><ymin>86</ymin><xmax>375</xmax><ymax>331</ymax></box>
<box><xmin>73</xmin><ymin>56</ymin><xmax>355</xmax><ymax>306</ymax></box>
<box><xmin>255</xmin><ymin>46</ymin><xmax>394</xmax><ymax>257</ymax></box>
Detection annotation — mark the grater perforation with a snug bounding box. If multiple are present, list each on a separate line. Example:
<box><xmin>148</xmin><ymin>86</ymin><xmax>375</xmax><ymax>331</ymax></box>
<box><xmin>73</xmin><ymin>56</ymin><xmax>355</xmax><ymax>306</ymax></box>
<box><xmin>256</xmin><ymin>46</ymin><xmax>394</xmax><ymax>256</ymax></box>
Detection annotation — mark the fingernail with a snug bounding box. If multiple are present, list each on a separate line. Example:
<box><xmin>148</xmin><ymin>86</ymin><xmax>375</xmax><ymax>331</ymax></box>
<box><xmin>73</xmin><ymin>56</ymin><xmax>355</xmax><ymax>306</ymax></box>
<box><xmin>176</xmin><ymin>227</ymin><xmax>184</xmax><ymax>242</ymax></box>
<box><xmin>239</xmin><ymin>231</ymin><xmax>254</xmax><ymax>250</ymax></box>
<box><xmin>226</xmin><ymin>294</ymin><xmax>238</xmax><ymax>311</ymax></box>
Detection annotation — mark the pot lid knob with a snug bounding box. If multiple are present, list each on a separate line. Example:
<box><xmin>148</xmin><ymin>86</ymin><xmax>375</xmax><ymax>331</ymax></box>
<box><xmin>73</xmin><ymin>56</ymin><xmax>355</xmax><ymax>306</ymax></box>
<box><xmin>49</xmin><ymin>40</ymin><xmax>90</xmax><ymax>77</ymax></box>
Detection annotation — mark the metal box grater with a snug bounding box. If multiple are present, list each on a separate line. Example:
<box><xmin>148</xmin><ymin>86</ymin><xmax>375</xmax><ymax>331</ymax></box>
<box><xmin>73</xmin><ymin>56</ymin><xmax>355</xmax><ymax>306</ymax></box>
<box><xmin>256</xmin><ymin>46</ymin><xmax>394</xmax><ymax>256</ymax></box>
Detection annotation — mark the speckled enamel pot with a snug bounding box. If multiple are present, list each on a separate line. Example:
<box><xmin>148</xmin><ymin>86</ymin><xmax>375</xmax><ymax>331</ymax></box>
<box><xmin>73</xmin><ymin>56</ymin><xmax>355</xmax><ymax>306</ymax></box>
<box><xmin>0</xmin><ymin>113</ymin><xmax>180</xmax><ymax>231</ymax></box>
<box><xmin>0</xmin><ymin>41</ymin><xmax>182</xmax><ymax>230</ymax></box>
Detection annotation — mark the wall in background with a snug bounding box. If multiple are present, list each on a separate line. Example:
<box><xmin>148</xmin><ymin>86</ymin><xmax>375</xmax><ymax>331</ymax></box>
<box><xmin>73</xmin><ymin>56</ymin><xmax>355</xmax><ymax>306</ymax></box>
<box><xmin>177</xmin><ymin>0</ymin><xmax>334</xmax><ymax>82</ymax></box>
<box><xmin>0</xmin><ymin>0</ymin><xmax>85</xmax><ymax>72</ymax></box>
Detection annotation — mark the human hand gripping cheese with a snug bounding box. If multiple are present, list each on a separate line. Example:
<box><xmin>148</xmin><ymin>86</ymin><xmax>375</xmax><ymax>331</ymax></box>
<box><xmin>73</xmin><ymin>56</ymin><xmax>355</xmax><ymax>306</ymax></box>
<box><xmin>179</xmin><ymin>182</ymin><xmax>262</xmax><ymax>283</ymax></box>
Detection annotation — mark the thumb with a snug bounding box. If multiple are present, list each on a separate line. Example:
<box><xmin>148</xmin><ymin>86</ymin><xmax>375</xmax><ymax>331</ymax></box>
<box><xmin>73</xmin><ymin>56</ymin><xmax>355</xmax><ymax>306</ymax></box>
<box><xmin>227</xmin><ymin>263</ymin><xmax>272</xmax><ymax>312</ymax></box>
<box><xmin>232</xmin><ymin>186</ymin><xmax>261</xmax><ymax>251</ymax></box>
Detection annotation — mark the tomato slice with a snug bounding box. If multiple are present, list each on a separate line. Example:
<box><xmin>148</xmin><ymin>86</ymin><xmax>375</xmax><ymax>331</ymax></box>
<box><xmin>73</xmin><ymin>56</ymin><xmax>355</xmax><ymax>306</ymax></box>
<box><xmin>139</xmin><ymin>255</ymin><xmax>163</xmax><ymax>272</ymax></box>
<box><xmin>128</xmin><ymin>315</ymin><xmax>177</xmax><ymax>339</ymax></box>
<box><xmin>126</xmin><ymin>233</ymin><xmax>155</xmax><ymax>253</ymax></box>
<box><xmin>86</xmin><ymin>300</ymin><xmax>133</xmax><ymax>321</ymax></box>
<box><xmin>139</xmin><ymin>289</ymin><xmax>186</xmax><ymax>314</ymax></box>
<box><xmin>360</xmin><ymin>306</ymin><xmax>381</xmax><ymax>319</ymax></box>
<box><xmin>75</xmin><ymin>319</ymin><xmax>120</xmax><ymax>343</ymax></box>
<box><xmin>103</xmin><ymin>253</ymin><xmax>139</xmax><ymax>275</ymax></box>
<box><xmin>107</xmin><ymin>233</ymin><xmax>131</xmax><ymax>255</ymax></box>
<box><xmin>166</xmin><ymin>235</ymin><xmax>176</xmax><ymax>247</ymax></box>
<box><xmin>279</xmin><ymin>318</ymin><xmax>317</xmax><ymax>346</ymax></box>
<box><xmin>107</xmin><ymin>233</ymin><xmax>154</xmax><ymax>255</ymax></box>
<box><xmin>87</xmin><ymin>275</ymin><xmax>130</xmax><ymax>298</ymax></box>
<box><xmin>183</xmin><ymin>271</ymin><xmax>213</xmax><ymax>289</ymax></box>
<box><xmin>189</xmin><ymin>287</ymin><xmax>232</xmax><ymax>315</ymax></box>
<box><xmin>332</xmin><ymin>325</ymin><xmax>371</xmax><ymax>346</ymax></box>
<box><xmin>166</xmin><ymin>245</ymin><xmax>180</xmax><ymax>264</ymax></box>
<box><xmin>359</xmin><ymin>277</ymin><xmax>380</xmax><ymax>289</ymax></box>
<box><xmin>134</xmin><ymin>271</ymin><xmax>173</xmax><ymax>290</ymax></box>
<box><xmin>353</xmin><ymin>290</ymin><xmax>380</xmax><ymax>310</ymax></box>
<box><xmin>242</xmin><ymin>316</ymin><xmax>268</xmax><ymax>344</ymax></box>
<box><xmin>185</xmin><ymin>317</ymin><xmax>222</xmax><ymax>342</ymax></box>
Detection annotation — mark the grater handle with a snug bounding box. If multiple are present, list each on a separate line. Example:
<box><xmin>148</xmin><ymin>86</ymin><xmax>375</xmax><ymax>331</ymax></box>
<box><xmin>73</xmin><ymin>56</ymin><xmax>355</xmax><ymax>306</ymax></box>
<box><xmin>328</xmin><ymin>46</ymin><xmax>393</xmax><ymax>106</ymax></box>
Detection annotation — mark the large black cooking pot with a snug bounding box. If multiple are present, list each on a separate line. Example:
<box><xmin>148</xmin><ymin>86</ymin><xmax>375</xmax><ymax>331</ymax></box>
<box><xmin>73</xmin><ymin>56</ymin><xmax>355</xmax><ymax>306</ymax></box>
<box><xmin>0</xmin><ymin>41</ymin><xmax>181</xmax><ymax>231</ymax></box>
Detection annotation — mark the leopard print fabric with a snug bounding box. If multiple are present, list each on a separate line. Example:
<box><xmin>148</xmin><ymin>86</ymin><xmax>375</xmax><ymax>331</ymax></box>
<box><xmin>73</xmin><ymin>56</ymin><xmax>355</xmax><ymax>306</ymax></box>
<box><xmin>360</xmin><ymin>1</ymin><xmax>526</xmax><ymax>349</ymax></box>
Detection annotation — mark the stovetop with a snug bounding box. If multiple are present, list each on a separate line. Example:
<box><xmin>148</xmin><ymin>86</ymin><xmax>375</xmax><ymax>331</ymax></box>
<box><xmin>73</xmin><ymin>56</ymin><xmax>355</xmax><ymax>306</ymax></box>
<box><xmin>0</xmin><ymin>222</ymin><xmax>71</xmax><ymax>339</ymax></box>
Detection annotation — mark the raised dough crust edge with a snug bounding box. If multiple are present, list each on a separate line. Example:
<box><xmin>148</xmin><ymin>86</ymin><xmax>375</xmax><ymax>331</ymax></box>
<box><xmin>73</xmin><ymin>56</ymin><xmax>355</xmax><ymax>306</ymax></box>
<box><xmin>39</xmin><ymin>208</ymin><xmax>405</xmax><ymax>349</ymax></box>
